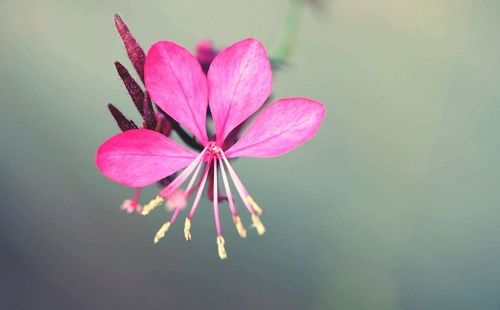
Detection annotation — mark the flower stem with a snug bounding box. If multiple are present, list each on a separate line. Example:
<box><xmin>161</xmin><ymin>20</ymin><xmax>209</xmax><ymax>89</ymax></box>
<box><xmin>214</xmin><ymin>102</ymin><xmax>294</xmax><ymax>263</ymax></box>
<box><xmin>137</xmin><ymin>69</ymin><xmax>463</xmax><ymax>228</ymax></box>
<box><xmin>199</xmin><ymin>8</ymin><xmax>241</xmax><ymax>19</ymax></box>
<box><xmin>270</xmin><ymin>0</ymin><xmax>305</xmax><ymax>67</ymax></box>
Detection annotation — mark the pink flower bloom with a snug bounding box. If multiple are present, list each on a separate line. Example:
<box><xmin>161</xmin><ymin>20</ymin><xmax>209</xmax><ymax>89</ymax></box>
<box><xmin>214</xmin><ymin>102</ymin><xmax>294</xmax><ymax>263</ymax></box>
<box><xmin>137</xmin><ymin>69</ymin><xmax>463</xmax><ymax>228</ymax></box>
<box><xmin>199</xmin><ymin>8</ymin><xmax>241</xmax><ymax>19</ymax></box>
<box><xmin>96</xmin><ymin>38</ymin><xmax>325</xmax><ymax>259</ymax></box>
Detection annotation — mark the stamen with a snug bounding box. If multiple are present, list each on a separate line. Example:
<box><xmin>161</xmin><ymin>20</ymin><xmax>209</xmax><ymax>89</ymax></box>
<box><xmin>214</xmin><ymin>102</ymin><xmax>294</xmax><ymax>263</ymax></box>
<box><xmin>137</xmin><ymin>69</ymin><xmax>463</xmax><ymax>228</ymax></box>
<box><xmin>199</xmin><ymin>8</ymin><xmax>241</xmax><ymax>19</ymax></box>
<box><xmin>213</xmin><ymin>159</ymin><xmax>229</xmax><ymax>259</ymax></box>
<box><xmin>154</xmin><ymin>221</ymin><xmax>171</xmax><ymax>244</ymax></box>
<box><xmin>220</xmin><ymin>152</ymin><xmax>256</xmax><ymax>216</ymax></box>
<box><xmin>251</xmin><ymin>214</ymin><xmax>266</xmax><ymax>236</ymax></box>
<box><xmin>213</xmin><ymin>159</ymin><xmax>222</xmax><ymax>236</ymax></box>
<box><xmin>154</xmin><ymin>200</ymin><xmax>182</xmax><ymax>244</ymax></box>
<box><xmin>246</xmin><ymin>196</ymin><xmax>264</xmax><ymax>216</ymax></box>
<box><xmin>234</xmin><ymin>216</ymin><xmax>247</xmax><ymax>238</ymax></box>
<box><xmin>141</xmin><ymin>196</ymin><xmax>164</xmax><ymax>215</ymax></box>
<box><xmin>217</xmin><ymin>236</ymin><xmax>228</xmax><ymax>260</ymax></box>
<box><xmin>159</xmin><ymin>147</ymin><xmax>207</xmax><ymax>198</ymax></box>
<box><xmin>184</xmin><ymin>152</ymin><xmax>205</xmax><ymax>194</ymax></box>
<box><xmin>183</xmin><ymin>158</ymin><xmax>213</xmax><ymax>240</ymax></box>
<box><xmin>165</xmin><ymin>153</ymin><xmax>204</xmax><ymax>212</ymax></box>
<box><xmin>184</xmin><ymin>218</ymin><xmax>192</xmax><ymax>241</ymax></box>
<box><xmin>219</xmin><ymin>157</ymin><xmax>247</xmax><ymax>237</ymax></box>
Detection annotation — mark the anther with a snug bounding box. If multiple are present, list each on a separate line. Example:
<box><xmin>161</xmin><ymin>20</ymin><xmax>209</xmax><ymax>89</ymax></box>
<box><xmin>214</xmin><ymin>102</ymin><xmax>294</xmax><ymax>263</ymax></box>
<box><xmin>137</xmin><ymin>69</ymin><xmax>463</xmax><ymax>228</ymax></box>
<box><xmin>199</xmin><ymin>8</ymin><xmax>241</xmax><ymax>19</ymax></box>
<box><xmin>216</xmin><ymin>236</ymin><xmax>228</xmax><ymax>260</ymax></box>
<box><xmin>141</xmin><ymin>196</ymin><xmax>164</xmax><ymax>215</ymax></box>
<box><xmin>184</xmin><ymin>218</ymin><xmax>192</xmax><ymax>241</ymax></box>
<box><xmin>251</xmin><ymin>215</ymin><xmax>266</xmax><ymax>236</ymax></box>
<box><xmin>247</xmin><ymin>196</ymin><xmax>264</xmax><ymax>215</ymax></box>
<box><xmin>154</xmin><ymin>221</ymin><xmax>171</xmax><ymax>244</ymax></box>
<box><xmin>234</xmin><ymin>216</ymin><xmax>247</xmax><ymax>238</ymax></box>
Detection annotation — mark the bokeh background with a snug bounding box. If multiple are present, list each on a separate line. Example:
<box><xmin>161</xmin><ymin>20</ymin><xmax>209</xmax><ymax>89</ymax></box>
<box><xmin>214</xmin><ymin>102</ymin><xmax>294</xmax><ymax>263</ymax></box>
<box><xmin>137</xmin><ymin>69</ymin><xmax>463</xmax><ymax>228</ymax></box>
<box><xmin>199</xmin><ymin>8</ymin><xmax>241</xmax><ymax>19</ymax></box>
<box><xmin>1</xmin><ymin>0</ymin><xmax>499</xmax><ymax>309</ymax></box>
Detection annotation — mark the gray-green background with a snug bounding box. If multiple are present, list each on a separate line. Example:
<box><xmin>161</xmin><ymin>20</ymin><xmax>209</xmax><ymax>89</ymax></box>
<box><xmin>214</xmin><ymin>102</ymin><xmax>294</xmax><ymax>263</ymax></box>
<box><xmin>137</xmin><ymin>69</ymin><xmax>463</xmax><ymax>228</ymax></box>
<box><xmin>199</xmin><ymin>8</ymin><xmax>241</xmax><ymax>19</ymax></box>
<box><xmin>1</xmin><ymin>0</ymin><xmax>499</xmax><ymax>309</ymax></box>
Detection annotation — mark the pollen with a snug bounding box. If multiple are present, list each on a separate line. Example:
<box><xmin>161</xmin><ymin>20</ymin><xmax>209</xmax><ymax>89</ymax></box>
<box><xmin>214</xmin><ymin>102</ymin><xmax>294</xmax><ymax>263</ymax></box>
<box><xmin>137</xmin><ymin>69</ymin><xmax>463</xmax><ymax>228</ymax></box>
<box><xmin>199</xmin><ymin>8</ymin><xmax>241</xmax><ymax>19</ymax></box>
<box><xmin>154</xmin><ymin>221</ymin><xmax>171</xmax><ymax>244</ymax></box>
<box><xmin>234</xmin><ymin>216</ymin><xmax>247</xmax><ymax>238</ymax></box>
<box><xmin>251</xmin><ymin>214</ymin><xmax>266</xmax><ymax>236</ymax></box>
<box><xmin>184</xmin><ymin>217</ymin><xmax>192</xmax><ymax>241</ymax></box>
<box><xmin>141</xmin><ymin>195</ymin><xmax>164</xmax><ymax>215</ymax></box>
<box><xmin>216</xmin><ymin>236</ymin><xmax>228</xmax><ymax>260</ymax></box>
<box><xmin>247</xmin><ymin>196</ymin><xmax>264</xmax><ymax>216</ymax></box>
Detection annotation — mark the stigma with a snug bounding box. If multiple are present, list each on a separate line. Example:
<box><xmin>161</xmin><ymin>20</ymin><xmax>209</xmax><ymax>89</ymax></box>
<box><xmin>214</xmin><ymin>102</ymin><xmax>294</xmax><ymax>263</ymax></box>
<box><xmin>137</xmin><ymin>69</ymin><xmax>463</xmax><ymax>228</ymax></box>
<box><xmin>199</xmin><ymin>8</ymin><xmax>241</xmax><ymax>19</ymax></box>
<box><xmin>120</xmin><ymin>188</ymin><xmax>142</xmax><ymax>214</ymax></box>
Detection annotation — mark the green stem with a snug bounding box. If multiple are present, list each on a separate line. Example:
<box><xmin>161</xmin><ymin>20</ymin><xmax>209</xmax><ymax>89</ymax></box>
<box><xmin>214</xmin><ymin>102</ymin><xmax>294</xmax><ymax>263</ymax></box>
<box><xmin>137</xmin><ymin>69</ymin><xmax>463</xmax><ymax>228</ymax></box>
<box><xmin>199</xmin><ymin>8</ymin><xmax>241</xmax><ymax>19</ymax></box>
<box><xmin>270</xmin><ymin>0</ymin><xmax>305</xmax><ymax>65</ymax></box>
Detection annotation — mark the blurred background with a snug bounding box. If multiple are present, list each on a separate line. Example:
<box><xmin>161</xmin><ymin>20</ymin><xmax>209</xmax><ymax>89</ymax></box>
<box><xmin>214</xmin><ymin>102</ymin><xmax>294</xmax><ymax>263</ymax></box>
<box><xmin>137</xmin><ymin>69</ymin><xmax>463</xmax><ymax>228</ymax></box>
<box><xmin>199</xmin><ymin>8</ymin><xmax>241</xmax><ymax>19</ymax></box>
<box><xmin>1</xmin><ymin>0</ymin><xmax>499</xmax><ymax>309</ymax></box>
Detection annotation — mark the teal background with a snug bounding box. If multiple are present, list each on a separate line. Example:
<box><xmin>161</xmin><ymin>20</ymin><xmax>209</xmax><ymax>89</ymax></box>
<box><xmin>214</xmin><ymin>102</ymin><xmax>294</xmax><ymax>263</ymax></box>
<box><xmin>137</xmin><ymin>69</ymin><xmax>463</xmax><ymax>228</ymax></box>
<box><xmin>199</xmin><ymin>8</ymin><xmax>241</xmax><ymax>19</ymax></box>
<box><xmin>1</xmin><ymin>0</ymin><xmax>499</xmax><ymax>309</ymax></box>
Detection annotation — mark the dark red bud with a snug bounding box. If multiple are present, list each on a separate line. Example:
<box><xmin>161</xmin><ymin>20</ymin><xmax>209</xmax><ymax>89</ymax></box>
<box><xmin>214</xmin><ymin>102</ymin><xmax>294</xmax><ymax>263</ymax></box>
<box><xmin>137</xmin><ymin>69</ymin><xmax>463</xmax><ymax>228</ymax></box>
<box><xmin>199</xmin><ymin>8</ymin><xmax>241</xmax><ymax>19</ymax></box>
<box><xmin>115</xmin><ymin>61</ymin><xmax>145</xmax><ymax>117</ymax></box>
<box><xmin>142</xmin><ymin>91</ymin><xmax>157</xmax><ymax>130</ymax></box>
<box><xmin>114</xmin><ymin>14</ymin><xmax>146</xmax><ymax>83</ymax></box>
<box><xmin>107</xmin><ymin>103</ymin><xmax>138</xmax><ymax>131</ymax></box>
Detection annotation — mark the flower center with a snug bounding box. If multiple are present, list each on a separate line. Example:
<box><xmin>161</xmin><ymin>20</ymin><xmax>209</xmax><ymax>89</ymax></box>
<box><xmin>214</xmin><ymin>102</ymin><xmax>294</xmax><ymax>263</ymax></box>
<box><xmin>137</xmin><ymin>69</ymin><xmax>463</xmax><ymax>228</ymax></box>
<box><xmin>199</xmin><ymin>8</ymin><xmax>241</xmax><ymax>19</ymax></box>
<box><xmin>141</xmin><ymin>142</ymin><xmax>266</xmax><ymax>259</ymax></box>
<box><xmin>206</xmin><ymin>141</ymin><xmax>222</xmax><ymax>158</ymax></box>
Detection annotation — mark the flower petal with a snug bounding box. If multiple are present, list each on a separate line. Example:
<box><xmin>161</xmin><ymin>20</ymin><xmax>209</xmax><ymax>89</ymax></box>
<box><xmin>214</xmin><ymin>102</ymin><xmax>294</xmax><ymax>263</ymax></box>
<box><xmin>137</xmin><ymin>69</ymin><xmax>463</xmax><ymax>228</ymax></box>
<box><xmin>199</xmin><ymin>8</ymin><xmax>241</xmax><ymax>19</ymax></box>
<box><xmin>226</xmin><ymin>98</ymin><xmax>325</xmax><ymax>158</ymax></box>
<box><xmin>207</xmin><ymin>38</ymin><xmax>272</xmax><ymax>145</ymax></box>
<box><xmin>96</xmin><ymin>129</ymin><xmax>197</xmax><ymax>187</ymax></box>
<box><xmin>145</xmin><ymin>41</ymin><xmax>208</xmax><ymax>145</ymax></box>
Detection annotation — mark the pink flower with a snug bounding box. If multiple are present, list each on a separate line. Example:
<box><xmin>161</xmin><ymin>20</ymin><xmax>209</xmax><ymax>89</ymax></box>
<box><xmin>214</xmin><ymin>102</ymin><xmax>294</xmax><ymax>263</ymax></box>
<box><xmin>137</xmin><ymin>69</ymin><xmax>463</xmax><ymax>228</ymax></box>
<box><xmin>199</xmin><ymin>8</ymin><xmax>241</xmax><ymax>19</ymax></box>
<box><xmin>96</xmin><ymin>38</ymin><xmax>325</xmax><ymax>259</ymax></box>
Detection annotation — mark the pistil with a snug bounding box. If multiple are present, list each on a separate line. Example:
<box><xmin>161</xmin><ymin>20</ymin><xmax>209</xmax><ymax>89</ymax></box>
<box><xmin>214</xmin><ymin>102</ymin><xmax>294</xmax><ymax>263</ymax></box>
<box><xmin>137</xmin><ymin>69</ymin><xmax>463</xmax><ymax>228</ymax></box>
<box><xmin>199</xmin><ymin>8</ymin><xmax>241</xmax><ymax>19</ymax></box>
<box><xmin>120</xmin><ymin>188</ymin><xmax>142</xmax><ymax>213</ymax></box>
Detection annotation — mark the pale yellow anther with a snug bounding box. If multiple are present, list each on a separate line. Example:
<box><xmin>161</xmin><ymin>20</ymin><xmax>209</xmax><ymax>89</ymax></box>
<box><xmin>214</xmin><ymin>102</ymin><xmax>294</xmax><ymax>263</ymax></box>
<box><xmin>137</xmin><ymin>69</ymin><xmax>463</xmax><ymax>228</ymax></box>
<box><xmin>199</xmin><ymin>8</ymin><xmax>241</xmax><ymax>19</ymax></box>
<box><xmin>184</xmin><ymin>218</ymin><xmax>192</xmax><ymax>241</ymax></box>
<box><xmin>216</xmin><ymin>236</ymin><xmax>228</xmax><ymax>260</ymax></box>
<box><xmin>247</xmin><ymin>196</ymin><xmax>264</xmax><ymax>216</ymax></box>
<box><xmin>234</xmin><ymin>216</ymin><xmax>247</xmax><ymax>238</ymax></box>
<box><xmin>251</xmin><ymin>214</ymin><xmax>266</xmax><ymax>236</ymax></box>
<box><xmin>141</xmin><ymin>196</ymin><xmax>164</xmax><ymax>216</ymax></box>
<box><xmin>153</xmin><ymin>221</ymin><xmax>171</xmax><ymax>244</ymax></box>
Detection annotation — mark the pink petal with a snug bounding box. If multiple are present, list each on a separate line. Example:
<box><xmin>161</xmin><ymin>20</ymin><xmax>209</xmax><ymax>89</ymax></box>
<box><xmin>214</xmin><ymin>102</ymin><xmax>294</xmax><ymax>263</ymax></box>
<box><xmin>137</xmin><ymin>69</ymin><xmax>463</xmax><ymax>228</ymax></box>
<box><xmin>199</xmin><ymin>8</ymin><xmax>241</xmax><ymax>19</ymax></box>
<box><xmin>145</xmin><ymin>41</ymin><xmax>208</xmax><ymax>145</ymax></box>
<box><xmin>226</xmin><ymin>98</ymin><xmax>325</xmax><ymax>158</ymax></box>
<box><xmin>207</xmin><ymin>38</ymin><xmax>272</xmax><ymax>145</ymax></box>
<box><xmin>96</xmin><ymin>129</ymin><xmax>197</xmax><ymax>187</ymax></box>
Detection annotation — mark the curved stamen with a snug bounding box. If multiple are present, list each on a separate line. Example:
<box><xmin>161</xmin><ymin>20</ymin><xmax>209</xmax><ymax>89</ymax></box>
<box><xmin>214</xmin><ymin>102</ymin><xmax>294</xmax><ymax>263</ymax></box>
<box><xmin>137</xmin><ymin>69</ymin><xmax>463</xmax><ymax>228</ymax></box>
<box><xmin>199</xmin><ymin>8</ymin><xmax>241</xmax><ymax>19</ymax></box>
<box><xmin>142</xmin><ymin>147</ymin><xmax>208</xmax><ymax>216</ymax></box>
<box><xmin>213</xmin><ymin>158</ymin><xmax>227</xmax><ymax>260</ymax></box>
<box><xmin>213</xmin><ymin>158</ymin><xmax>221</xmax><ymax>236</ymax></box>
<box><xmin>220</xmin><ymin>151</ymin><xmax>266</xmax><ymax>236</ymax></box>
<box><xmin>154</xmin><ymin>194</ymin><xmax>188</xmax><ymax>244</ymax></box>
<box><xmin>188</xmin><ymin>158</ymin><xmax>212</xmax><ymax>219</ymax></box>
<box><xmin>159</xmin><ymin>147</ymin><xmax>208</xmax><ymax>198</ymax></box>
<box><xmin>183</xmin><ymin>158</ymin><xmax>213</xmax><ymax>241</ymax></box>
<box><xmin>219</xmin><ymin>156</ymin><xmax>247</xmax><ymax>238</ymax></box>
<box><xmin>184</xmin><ymin>153</ymin><xmax>204</xmax><ymax>194</ymax></box>
<box><xmin>154</xmin><ymin>153</ymin><xmax>207</xmax><ymax>244</ymax></box>
<box><xmin>219</xmin><ymin>152</ymin><xmax>255</xmax><ymax>215</ymax></box>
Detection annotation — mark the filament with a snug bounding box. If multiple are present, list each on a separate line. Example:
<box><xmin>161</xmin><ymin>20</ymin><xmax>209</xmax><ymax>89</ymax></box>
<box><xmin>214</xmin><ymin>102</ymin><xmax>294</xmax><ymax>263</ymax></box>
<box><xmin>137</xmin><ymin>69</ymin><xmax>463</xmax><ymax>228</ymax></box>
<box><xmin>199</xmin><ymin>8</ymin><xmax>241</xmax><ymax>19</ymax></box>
<box><xmin>159</xmin><ymin>147</ymin><xmax>207</xmax><ymax>198</ymax></box>
<box><xmin>188</xmin><ymin>158</ymin><xmax>213</xmax><ymax>220</ymax></box>
<box><xmin>213</xmin><ymin>158</ymin><xmax>221</xmax><ymax>236</ymax></box>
